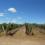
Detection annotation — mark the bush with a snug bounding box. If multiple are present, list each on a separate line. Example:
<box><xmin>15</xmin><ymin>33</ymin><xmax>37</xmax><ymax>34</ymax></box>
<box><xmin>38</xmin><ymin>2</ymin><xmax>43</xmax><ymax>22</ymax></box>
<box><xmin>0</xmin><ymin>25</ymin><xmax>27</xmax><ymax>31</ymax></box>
<box><xmin>25</xmin><ymin>23</ymin><xmax>33</xmax><ymax>35</ymax></box>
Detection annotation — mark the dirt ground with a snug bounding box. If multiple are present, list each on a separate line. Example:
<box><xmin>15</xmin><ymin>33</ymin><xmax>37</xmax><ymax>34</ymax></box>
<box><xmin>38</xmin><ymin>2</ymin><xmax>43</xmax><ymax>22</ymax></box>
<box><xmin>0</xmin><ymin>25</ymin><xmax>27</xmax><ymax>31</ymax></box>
<box><xmin>0</xmin><ymin>26</ymin><xmax>45</xmax><ymax>45</ymax></box>
<box><xmin>0</xmin><ymin>36</ymin><xmax>45</xmax><ymax>45</ymax></box>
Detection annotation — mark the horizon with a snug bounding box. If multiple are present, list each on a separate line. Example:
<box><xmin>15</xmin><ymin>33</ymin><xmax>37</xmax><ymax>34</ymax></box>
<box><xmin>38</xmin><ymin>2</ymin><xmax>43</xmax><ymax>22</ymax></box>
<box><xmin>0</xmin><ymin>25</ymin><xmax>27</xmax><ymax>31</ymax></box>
<box><xmin>0</xmin><ymin>0</ymin><xmax>45</xmax><ymax>24</ymax></box>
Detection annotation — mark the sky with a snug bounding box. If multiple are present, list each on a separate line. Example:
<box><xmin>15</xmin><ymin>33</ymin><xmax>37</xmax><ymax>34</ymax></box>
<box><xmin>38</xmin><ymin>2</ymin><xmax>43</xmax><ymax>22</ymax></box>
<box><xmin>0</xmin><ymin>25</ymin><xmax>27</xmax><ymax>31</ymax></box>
<box><xmin>0</xmin><ymin>0</ymin><xmax>45</xmax><ymax>24</ymax></box>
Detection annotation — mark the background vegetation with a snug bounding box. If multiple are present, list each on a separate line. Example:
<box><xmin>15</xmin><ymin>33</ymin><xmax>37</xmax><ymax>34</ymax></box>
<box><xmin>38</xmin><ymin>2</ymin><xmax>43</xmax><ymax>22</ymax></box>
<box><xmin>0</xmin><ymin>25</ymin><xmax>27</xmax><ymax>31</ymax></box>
<box><xmin>0</xmin><ymin>23</ymin><xmax>45</xmax><ymax>36</ymax></box>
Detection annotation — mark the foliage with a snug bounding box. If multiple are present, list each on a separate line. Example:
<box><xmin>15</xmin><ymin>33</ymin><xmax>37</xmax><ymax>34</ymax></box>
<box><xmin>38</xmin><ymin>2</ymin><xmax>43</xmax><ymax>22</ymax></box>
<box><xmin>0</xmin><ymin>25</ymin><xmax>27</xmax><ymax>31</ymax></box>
<box><xmin>0</xmin><ymin>23</ymin><xmax>22</xmax><ymax>32</ymax></box>
<box><xmin>25</xmin><ymin>23</ymin><xmax>45</xmax><ymax>35</ymax></box>
<box><xmin>0</xmin><ymin>23</ymin><xmax>45</xmax><ymax>36</ymax></box>
<box><xmin>25</xmin><ymin>23</ymin><xmax>33</xmax><ymax>35</ymax></box>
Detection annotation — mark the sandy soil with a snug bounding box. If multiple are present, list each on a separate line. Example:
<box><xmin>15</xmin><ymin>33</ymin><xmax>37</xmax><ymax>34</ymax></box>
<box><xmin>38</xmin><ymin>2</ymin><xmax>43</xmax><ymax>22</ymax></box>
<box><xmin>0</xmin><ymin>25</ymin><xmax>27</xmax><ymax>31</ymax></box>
<box><xmin>0</xmin><ymin>26</ymin><xmax>45</xmax><ymax>45</ymax></box>
<box><xmin>0</xmin><ymin>36</ymin><xmax>45</xmax><ymax>45</ymax></box>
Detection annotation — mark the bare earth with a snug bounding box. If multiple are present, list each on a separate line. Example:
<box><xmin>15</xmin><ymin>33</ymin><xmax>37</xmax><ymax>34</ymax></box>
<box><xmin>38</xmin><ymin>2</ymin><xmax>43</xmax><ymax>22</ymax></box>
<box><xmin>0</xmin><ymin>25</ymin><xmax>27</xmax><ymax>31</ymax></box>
<box><xmin>0</xmin><ymin>36</ymin><xmax>45</xmax><ymax>45</ymax></box>
<box><xmin>0</xmin><ymin>27</ymin><xmax>45</xmax><ymax>45</ymax></box>
<box><xmin>0</xmin><ymin>26</ymin><xmax>45</xmax><ymax>45</ymax></box>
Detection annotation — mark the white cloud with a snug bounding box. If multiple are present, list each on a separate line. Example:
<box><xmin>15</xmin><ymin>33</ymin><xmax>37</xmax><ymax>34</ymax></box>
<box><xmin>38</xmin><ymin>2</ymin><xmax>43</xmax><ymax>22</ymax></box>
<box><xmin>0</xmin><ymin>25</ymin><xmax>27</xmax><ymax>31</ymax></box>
<box><xmin>11</xmin><ymin>19</ymin><xmax>16</xmax><ymax>23</ymax></box>
<box><xmin>8</xmin><ymin>8</ymin><xmax>16</xmax><ymax>13</ymax></box>
<box><xmin>17</xmin><ymin>17</ymin><xmax>22</xmax><ymax>19</ymax></box>
<box><xmin>0</xmin><ymin>13</ymin><xmax>4</xmax><ymax>16</ymax></box>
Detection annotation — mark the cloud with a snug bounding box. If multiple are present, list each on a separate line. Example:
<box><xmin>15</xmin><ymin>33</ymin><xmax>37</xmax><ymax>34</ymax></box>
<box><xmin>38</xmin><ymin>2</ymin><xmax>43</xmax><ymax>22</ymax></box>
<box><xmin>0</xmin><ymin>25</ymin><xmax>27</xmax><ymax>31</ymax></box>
<box><xmin>0</xmin><ymin>13</ymin><xmax>4</xmax><ymax>16</ymax></box>
<box><xmin>8</xmin><ymin>8</ymin><xmax>16</xmax><ymax>13</ymax></box>
<box><xmin>8</xmin><ymin>18</ymin><xmax>16</xmax><ymax>23</ymax></box>
<box><xmin>5</xmin><ymin>17</ymin><xmax>16</xmax><ymax>23</ymax></box>
<box><xmin>12</xmin><ymin>20</ymin><xmax>16</xmax><ymax>23</ymax></box>
<box><xmin>17</xmin><ymin>17</ymin><xmax>22</xmax><ymax>19</ymax></box>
